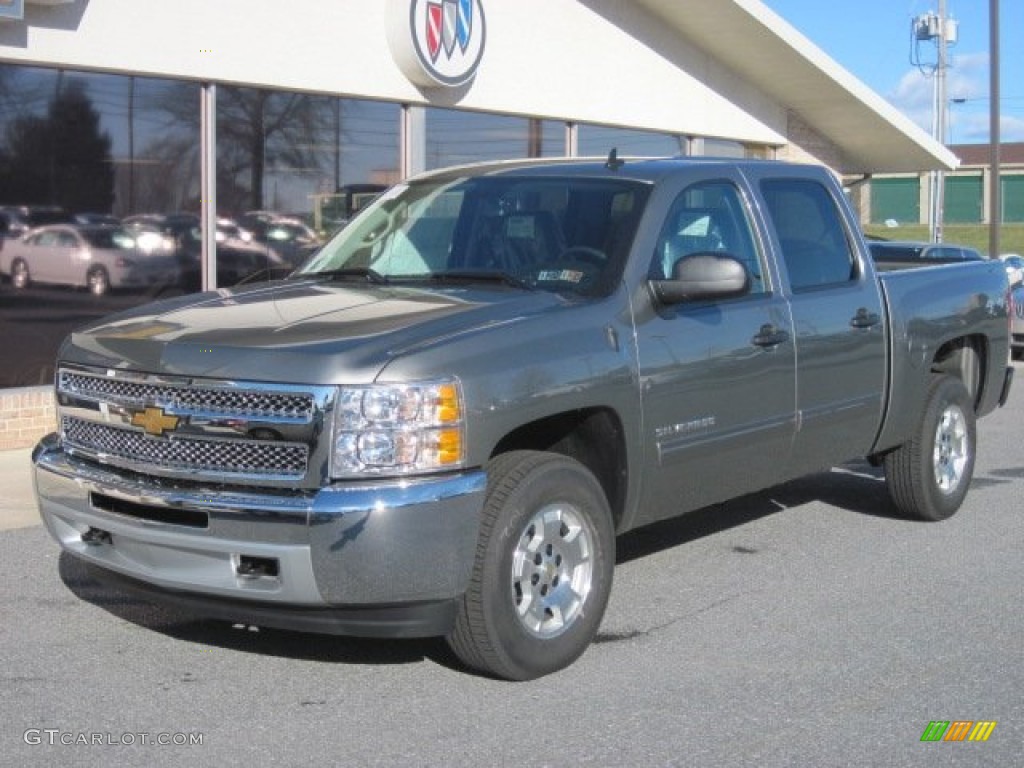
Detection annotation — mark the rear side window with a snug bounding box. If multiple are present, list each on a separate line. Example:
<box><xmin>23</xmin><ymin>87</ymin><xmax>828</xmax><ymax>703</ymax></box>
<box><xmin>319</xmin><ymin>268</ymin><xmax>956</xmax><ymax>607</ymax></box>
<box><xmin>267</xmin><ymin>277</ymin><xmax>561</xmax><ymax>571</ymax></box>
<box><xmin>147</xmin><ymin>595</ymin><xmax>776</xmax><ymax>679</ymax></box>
<box><xmin>761</xmin><ymin>178</ymin><xmax>857</xmax><ymax>291</ymax></box>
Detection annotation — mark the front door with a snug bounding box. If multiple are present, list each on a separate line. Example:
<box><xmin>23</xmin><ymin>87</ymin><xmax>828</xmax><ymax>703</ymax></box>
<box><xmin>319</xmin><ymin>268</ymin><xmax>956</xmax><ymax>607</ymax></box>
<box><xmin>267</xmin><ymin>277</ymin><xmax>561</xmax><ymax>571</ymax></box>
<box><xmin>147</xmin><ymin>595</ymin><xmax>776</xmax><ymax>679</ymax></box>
<box><xmin>634</xmin><ymin>174</ymin><xmax>797</xmax><ymax>526</ymax></box>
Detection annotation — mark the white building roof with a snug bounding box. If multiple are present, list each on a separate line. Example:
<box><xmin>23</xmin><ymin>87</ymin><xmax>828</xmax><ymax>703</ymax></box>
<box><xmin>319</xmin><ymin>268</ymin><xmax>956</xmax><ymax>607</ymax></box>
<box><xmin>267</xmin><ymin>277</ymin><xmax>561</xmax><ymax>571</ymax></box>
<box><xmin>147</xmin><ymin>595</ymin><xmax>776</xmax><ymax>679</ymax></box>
<box><xmin>635</xmin><ymin>0</ymin><xmax>958</xmax><ymax>172</ymax></box>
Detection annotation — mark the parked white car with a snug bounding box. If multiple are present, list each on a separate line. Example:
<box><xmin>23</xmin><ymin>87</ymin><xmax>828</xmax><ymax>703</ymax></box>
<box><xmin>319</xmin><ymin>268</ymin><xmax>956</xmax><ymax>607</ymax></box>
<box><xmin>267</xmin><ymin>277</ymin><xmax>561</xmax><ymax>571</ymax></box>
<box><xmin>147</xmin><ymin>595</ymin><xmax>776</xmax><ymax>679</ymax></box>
<box><xmin>0</xmin><ymin>224</ymin><xmax>179</xmax><ymax>296</ymax></box>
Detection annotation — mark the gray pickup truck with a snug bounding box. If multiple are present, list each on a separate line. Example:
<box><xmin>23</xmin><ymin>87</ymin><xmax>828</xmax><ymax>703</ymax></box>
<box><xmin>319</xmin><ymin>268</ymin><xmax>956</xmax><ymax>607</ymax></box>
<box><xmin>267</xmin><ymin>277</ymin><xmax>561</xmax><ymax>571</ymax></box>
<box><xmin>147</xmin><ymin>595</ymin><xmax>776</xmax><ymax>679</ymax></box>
<box><xmin>33</xmin><ymin>157</ymin><xmax>1013</xmax><ymax>680</ymax></box>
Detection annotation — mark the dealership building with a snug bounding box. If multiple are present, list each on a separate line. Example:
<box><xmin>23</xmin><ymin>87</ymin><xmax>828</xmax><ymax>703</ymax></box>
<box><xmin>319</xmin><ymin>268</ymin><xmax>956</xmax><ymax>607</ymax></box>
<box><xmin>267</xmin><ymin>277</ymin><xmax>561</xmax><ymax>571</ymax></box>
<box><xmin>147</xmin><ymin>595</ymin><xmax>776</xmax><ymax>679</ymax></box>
<box><xmin>0</xmin><ymin>0</ymin><xmax>957</xmax><ymax>445</ymax></box>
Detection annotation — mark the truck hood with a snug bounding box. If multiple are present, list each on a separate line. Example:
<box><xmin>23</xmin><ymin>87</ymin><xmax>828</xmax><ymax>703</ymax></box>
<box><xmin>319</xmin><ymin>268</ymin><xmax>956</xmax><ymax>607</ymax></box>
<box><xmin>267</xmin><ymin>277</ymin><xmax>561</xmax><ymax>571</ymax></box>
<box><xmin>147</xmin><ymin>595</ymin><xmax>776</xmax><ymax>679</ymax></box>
<box><xmin>62</xmin><ymin>278</ymin><xmax>573</xmax><ymax>383</ymax></box>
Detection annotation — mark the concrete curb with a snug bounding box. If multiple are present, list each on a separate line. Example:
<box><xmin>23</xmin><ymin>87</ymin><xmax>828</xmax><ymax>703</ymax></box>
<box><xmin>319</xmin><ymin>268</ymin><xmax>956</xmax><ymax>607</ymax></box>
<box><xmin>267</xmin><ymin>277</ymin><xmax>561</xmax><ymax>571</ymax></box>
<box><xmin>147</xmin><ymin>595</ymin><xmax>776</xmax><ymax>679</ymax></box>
<box><xmin>0</xmin><ymin>448</ymin><xmax>39</xmax><ymax>531</ymax></box>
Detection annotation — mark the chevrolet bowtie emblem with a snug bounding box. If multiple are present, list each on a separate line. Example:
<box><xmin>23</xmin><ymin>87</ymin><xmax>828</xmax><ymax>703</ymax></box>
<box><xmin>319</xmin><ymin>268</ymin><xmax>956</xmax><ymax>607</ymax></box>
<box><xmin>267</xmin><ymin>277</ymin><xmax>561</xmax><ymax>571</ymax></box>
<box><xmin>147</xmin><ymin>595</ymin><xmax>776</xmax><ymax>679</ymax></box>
<box><xmin>131</xmin><ymin>407</ymin><xmax>180</xmax><ymax>437</ymax></box>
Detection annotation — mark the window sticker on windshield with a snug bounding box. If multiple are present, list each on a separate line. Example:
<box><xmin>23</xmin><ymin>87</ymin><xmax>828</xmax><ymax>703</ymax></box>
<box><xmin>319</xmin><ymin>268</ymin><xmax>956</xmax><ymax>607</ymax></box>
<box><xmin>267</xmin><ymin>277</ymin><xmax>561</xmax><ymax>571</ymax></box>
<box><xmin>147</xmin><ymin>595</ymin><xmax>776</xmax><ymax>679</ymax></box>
<box><xmin>538</xmin><ymin>270</ymin><xmax>584</xmax><ymax>283</ymax></box>
<box><xmin>505</xmin><ymin>215</ymin><xmax>536</xmax><ymax>239</ymax></box>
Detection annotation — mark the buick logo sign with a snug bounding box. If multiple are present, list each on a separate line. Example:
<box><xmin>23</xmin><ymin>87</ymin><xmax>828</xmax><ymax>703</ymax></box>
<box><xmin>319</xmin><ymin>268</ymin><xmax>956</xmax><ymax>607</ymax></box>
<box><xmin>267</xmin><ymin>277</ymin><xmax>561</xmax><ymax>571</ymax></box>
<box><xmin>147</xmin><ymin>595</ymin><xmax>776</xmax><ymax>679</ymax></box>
<box><xmin>388</xmin><ymin>0</ymin><xmax>486</xmax><ymax>88</ymax></box>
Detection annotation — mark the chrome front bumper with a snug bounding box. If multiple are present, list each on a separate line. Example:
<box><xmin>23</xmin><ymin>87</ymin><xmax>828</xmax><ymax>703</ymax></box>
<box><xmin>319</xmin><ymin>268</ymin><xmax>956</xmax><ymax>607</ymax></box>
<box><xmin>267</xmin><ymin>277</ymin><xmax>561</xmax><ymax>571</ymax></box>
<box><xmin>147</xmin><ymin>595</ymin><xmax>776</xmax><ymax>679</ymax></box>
<box><xmin>33</xmin><ymin>434</ymin><xmax>485</xmax><ymax>634</ymax></box>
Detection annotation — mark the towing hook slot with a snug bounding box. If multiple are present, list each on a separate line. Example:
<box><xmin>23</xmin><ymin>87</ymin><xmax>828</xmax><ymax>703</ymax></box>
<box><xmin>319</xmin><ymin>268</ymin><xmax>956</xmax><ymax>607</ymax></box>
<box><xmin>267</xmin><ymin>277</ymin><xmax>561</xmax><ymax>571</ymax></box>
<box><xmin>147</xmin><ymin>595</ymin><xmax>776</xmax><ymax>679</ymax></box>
<box><xmin>81</xmin><ymin>527</ymin><xmax>112</xmax><ymax>546</ymax></box>
<box><xmin>236</xmin><ymin>555</ymin><xmax>280</xmax><ymax>580</ymax></box>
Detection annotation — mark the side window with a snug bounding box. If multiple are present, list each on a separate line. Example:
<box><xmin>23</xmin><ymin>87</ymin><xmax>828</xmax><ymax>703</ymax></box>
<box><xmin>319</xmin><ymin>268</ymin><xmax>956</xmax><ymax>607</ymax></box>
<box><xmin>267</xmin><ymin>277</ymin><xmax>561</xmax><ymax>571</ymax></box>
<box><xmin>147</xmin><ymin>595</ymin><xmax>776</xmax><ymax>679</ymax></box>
<box><xmin>653</xmin><ymin>181</ymin><xmax>766</xmax><ymax>295</ymax></box>
<box><xmin>761</xmin><ymin>178</ymin><xmax>856</xmax><ymax>292</ymax></box>
<box><xmin>928</xmin><ymin>246</ymin><xmax>960</xmax><ymax>261</ymax></box>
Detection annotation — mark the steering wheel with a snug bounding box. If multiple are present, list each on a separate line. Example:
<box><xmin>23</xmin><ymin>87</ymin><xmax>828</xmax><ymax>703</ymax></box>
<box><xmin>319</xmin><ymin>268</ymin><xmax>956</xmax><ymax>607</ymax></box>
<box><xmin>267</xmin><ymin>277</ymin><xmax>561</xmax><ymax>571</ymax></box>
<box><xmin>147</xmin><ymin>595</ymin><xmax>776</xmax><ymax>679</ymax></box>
<box><xmin>558</xmin><ymin>246</ymin><xmax>606</xmax><ymax>265</ymax></box>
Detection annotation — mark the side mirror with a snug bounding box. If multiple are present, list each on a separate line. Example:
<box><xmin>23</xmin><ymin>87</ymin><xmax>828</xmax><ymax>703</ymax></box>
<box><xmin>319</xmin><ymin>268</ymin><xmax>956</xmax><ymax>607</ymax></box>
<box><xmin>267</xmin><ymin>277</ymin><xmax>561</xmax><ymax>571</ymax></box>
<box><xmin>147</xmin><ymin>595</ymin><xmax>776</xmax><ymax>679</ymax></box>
<box><xmin>649</xmin><ymin>252</ymin><xmax>751</xmax><ymax>305</ymax></box>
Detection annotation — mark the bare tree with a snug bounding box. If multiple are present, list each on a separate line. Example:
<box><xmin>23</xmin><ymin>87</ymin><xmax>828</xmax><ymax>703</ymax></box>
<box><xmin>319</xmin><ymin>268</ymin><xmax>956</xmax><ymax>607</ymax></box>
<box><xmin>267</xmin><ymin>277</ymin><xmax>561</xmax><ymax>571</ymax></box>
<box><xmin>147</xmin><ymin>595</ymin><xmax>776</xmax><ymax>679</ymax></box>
<box><xmin>0</xmin><ymin>78</ymin><xmax>114</xmax><ymax>211</ymax></box>
<box><xmin>153</xmin><ymin>82</ymin><xmax>334</xmax><ymax>213</ymax></box>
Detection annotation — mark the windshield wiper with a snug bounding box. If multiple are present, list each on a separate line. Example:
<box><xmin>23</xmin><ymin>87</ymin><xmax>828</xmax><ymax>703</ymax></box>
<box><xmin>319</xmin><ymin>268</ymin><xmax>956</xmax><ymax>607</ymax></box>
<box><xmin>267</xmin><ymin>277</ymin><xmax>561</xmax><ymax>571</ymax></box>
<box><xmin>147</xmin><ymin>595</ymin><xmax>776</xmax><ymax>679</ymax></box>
<box><xmin>307</xmin><ymin>267</ymin><xmax>389</xmax><ymax>285</ymax></box>
<box><xmin>430</xmin><ymin>270</ymin><xmax>534</xmax><ymax>290</ymax></box>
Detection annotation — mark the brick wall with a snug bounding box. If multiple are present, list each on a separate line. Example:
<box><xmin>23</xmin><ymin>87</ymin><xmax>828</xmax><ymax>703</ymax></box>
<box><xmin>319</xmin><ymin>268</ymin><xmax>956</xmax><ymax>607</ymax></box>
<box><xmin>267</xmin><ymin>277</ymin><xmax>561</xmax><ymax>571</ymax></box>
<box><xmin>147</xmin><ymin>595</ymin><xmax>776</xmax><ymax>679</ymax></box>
<box><xmin>778</xmin><ymin>110</ymin><xmax>846</xmax><ymax>172</ymax></box>
<box><xmin>0</xmin><ymin>386</ymin><xmax>55</xmax><ymax>450</ymax></box>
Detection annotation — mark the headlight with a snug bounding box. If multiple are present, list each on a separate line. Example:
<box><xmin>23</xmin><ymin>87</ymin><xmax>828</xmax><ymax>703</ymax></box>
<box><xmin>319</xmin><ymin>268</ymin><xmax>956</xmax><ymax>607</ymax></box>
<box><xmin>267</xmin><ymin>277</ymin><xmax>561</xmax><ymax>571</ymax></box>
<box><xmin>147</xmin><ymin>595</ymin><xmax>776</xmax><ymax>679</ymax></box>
<box><xmin>331</xmin><ymin>379</ymin><xmax>465</xmax><ymax>478</ymax></box>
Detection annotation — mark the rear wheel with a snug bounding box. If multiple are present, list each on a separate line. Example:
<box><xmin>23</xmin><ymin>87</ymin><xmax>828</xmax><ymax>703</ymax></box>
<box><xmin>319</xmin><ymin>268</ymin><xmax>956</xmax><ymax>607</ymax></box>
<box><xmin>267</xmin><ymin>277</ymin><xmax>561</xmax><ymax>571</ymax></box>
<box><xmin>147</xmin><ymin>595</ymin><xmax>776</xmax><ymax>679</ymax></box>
<box><xmin>884</xmin><ymin>375</ymin><xmax>976</xmax><ymax>521</ymax></box>
<box><xmin>87</xmin><ymin>266</ymin><xmax>110</xmax><ymax>296</ymax></box>
<box><xmin>447</xmin><ymin>451</ymin><xmax>615</xmax><ymax>680</ymax></box>
<box><xmin>11</xmin><ymin>259</ymin><xmax>30</xmax><ymax>290</ymax></box>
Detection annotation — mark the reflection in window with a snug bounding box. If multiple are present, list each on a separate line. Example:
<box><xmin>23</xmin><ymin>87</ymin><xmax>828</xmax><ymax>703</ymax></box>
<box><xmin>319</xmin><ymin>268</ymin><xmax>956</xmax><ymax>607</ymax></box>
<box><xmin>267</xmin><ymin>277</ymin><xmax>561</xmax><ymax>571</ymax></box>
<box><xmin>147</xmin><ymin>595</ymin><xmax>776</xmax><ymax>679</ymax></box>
<box><xmin>700</xmin><ymin>138</ymin><xmax>747</xmax><ymax>158</ymax></box>
<box><xmin>0</xmin><ymin>65</ymin><xmax>404</xmax><ymax>388</ymax></box>
<box><xmin>213</xmin><ymin>90</ymin><xmax>400</xmax><ymax>281</ymax></box>
<box><xmin>0</xmin><ymin>65</ymin><xmax>204</xmax><ymax>386</ymax></box>
<box><xmin>425</xmin><ymin>109</ymin><xmax>564</xmax><ymax>169</ymax></box>
<box><xmin>577</xmin><ymin>125</ymin><xmax>682</xmax><ymax>158</ymax></box>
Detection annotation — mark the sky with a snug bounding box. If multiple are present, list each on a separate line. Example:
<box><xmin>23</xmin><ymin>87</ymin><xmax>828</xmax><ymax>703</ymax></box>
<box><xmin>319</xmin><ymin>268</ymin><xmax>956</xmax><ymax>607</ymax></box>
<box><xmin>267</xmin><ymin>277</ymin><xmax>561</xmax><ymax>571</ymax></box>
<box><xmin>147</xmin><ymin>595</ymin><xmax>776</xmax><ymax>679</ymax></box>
<box><xmin>760</xmin><ymin>0</ymin><xmax>1024</xmax><ymax>145</ymax></box>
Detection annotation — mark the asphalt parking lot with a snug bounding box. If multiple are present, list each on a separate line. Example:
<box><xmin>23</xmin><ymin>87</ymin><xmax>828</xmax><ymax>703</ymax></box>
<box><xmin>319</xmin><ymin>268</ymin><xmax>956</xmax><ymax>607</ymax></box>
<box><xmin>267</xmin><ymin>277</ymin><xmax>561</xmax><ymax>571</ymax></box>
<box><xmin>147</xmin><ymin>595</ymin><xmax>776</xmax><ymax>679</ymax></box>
<box><xmin>2</xmin><ymin>372</ymin><xmax>1021</xmax><ymax>768</ymax></box>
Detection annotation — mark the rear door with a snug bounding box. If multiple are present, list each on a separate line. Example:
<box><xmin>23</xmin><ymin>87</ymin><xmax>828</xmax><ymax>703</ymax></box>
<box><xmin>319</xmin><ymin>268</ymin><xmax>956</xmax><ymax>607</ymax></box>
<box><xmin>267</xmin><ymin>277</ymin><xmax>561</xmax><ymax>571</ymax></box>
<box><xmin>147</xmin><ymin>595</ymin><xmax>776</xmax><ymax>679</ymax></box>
<box><xmin>633</xmin><ymin>170</ymin><xmax>797</xmax><ymax>524</ymax></box>
<box><xmin>27</xmin><ymin>229</ymin><xmax>64</xmax><ymax>284</ymax></box>
<box><xmin>750</xmin><ymin>166</ymin><xmax>887</xmax><ymax>476</ymax></box>
<box><xmin>54</xmin><ymin>228</ymin><xmax>83</xmax><ymax>287</ymax></box>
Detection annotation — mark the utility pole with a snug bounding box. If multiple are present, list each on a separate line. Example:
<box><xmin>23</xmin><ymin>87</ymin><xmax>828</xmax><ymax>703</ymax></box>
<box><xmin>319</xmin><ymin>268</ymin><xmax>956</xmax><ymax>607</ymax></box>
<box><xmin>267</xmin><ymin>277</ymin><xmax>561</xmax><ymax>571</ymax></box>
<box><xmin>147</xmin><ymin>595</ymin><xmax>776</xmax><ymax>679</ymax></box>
<box><xmin>989</xmin><ymin>0</ymin><xmax>1001</xmax><ymax>258</ymax></box>
<box><xmin>933</xmin><ymin>0</ymin><xmax>949</xmax><ymax>243</ymax></box>
<box><xmin>914</xmin><ymin>3</ymin><xmax>958</xmax><ymax>243</ymax></box>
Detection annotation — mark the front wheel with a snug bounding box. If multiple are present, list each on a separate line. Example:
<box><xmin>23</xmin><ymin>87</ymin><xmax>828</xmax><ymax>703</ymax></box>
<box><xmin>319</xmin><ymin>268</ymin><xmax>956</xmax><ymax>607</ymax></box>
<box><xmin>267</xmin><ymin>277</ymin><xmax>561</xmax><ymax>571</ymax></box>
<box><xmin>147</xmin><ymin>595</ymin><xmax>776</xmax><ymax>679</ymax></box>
<box><xmin>884</xmin><ymin>375</ymin><xmax>976</xmax><ymax>521</ymax></box>
<box><xmin>447</xmin><ymin>451</ymin><xmax>615</xmax><ymax>680</ymax></box>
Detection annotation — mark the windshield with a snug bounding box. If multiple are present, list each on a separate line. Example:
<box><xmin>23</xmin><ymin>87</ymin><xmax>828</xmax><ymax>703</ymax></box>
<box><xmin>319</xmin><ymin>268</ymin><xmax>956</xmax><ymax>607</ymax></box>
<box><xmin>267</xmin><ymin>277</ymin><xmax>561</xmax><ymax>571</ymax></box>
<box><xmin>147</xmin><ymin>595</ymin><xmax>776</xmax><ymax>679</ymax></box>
<box><xmin>296</xmin><ymin>175</ymin><xmax>650</xmax><ymax>297</ymax></box>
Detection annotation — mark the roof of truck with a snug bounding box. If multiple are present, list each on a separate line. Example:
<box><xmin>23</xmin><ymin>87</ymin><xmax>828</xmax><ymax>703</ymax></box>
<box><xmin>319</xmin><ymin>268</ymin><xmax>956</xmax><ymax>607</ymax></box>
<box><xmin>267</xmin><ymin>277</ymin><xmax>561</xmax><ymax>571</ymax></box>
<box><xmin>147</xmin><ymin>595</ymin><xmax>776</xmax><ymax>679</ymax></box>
<box><xmin>410</xmin><ymin>155</ymin><xmax>827</xmax><ymax>185</ymax></box>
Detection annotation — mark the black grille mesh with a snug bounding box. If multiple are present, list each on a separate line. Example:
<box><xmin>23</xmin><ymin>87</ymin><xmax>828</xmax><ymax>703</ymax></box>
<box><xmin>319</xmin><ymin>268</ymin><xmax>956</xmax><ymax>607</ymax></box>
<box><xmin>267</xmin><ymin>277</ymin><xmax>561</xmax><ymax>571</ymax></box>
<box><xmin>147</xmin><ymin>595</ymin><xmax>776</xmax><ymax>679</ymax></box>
<box><xmin>62</xmin><ymin>417</ymin><xmax>308</xmax><ymax>477</ymax></box>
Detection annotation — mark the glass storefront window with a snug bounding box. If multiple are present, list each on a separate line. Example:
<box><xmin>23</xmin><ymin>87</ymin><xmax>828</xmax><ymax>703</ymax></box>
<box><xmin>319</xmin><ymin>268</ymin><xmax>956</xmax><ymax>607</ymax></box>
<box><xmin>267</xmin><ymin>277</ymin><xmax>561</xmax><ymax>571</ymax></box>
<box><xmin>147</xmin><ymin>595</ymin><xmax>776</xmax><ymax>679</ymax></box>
<box><xmin>215</xmin><ymin>89</ymin><xmax>399</xmax><ymax>284</ymax></box>
<box><xmin>0</xmin><ymin>65</ymin><xmax>200</xmax><ymax>387</ymax></box>
<box><xmin>700</xmin><ymin>138</ymin><xmax>747</xmax><ymax>158</ymax></box>
<box><xmin>0</xmin><ymin>65</ymin><xmax>407</xmax><ymax>389</ymax></box>
<box><xmin>425</xmin><ymin>109</ymin><xmax>565</xmax><ymax>169</ymax></box>
<box><xmin>577</xmin><ymin>124</ymin><xmax>683</xmax><ymax>158</ymax></box>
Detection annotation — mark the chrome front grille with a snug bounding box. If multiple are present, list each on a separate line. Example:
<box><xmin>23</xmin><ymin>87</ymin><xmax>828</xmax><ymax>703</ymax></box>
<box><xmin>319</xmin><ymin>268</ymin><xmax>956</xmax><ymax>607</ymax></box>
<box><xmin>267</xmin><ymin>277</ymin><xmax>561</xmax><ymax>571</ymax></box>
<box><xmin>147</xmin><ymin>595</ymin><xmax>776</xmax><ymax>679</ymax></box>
<box><xmin>62</xmin><ymin>417</ymin><xmax>309</xmax><ymax>478</ymax></box>
<box><xmin>56</xmin><ymin>366</ymin><xmax>334</xmax><ymax>487</ymax></box>
<box><xmin>59</xmin><ymin>370</ymin><xmax>313</xmax><ymax>420</ymax></box>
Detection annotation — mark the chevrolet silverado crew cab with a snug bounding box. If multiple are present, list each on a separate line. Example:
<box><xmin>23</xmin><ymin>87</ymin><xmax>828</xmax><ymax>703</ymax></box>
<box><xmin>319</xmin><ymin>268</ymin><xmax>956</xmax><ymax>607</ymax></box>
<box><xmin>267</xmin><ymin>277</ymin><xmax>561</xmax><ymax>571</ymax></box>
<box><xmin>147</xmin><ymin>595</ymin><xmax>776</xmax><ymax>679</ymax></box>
<box><xmin>33</xmin><ymin>157</ymin><xmax>1014</xmax><ymax>680</ymax></box>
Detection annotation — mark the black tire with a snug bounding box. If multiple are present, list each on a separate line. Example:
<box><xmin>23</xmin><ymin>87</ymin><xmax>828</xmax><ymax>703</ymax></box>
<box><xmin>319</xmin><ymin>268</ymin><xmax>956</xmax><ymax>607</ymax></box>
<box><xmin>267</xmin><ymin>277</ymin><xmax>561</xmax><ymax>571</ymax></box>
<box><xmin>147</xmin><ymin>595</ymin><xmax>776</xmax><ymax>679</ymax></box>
<box><xmin>87</xmin><ymin>266</ymin><xmax>110</xmax><ymax>296</ymax></box>
<box><xmin>447</xmin><ymin>450</ymin><xmax>615</xmax><ymax>680</ymax></box>
<box><xmin>884</xmin><ymin>375</ymin><xmax>976</xmax><ymax>521</ymax></box>
<box><xmin>11</xmin><ymin>259</ymin><xmax>30</xmax><ymax>290</ymax></box>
